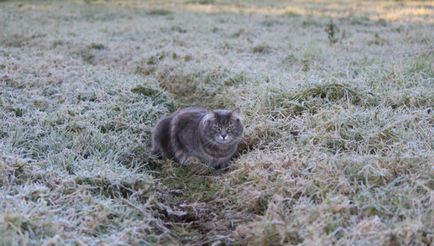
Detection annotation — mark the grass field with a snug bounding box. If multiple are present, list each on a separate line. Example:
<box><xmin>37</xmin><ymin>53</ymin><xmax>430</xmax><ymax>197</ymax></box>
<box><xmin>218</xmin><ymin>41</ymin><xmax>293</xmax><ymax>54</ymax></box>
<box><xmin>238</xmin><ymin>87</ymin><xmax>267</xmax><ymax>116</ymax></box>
<box><xmin>0</xmin><ymin>0</ymin><xmax>433</xmax><ymax>245</ymax></box>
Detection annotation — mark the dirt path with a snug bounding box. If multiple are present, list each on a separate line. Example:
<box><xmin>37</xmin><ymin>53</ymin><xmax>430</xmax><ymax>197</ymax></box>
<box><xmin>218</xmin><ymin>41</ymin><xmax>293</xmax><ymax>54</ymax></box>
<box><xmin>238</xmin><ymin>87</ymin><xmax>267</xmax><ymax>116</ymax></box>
<box><xmin>150</xmin><ymin>161</ymin><xmax>254</xmax><ymax>245</ymax></box>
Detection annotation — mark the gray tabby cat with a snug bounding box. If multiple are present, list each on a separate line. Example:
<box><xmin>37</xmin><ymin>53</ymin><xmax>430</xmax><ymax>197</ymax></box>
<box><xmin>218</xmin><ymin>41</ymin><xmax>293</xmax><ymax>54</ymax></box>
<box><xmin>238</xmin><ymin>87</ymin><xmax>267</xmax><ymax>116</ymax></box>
<box><xmin>151</xmin><ymin>107</ymin><xmax>243</xmax><ymax>172</ymax></box>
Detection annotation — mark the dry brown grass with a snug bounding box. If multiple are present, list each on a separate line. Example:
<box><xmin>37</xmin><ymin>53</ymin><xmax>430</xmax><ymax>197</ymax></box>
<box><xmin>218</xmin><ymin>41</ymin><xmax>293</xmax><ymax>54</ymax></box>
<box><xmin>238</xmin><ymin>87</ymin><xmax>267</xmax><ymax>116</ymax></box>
<box><xmin>0</xmin><ymin>0</ymin><xmax>433</xmax><ymax>245</ymax></box>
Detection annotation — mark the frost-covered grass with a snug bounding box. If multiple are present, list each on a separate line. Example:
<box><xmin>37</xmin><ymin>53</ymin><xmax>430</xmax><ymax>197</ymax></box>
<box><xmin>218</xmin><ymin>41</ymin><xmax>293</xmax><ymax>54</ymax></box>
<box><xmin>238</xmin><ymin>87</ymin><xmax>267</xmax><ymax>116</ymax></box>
<box><xmin>0</xmin><ymin>0</ymin><xmax>433</xmax><ymax>245</ymax></box>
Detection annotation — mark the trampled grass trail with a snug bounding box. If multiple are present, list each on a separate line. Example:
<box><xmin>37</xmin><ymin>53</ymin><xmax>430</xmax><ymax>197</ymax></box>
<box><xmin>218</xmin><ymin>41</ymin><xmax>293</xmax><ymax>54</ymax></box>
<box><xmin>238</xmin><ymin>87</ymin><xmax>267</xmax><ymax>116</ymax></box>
<box><xmin>0</xmin><ymin>0</ymin><xmax>433</xmax><ymax>245</ymax></box>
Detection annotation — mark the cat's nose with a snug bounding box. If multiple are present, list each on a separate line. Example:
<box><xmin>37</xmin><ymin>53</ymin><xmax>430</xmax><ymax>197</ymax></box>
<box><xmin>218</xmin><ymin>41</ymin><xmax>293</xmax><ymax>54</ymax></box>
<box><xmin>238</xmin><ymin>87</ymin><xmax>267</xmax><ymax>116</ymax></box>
<box><xmin>221</xmin><ymin>134</ymin><xmax>227</xmax><ymax>139</ymax></box>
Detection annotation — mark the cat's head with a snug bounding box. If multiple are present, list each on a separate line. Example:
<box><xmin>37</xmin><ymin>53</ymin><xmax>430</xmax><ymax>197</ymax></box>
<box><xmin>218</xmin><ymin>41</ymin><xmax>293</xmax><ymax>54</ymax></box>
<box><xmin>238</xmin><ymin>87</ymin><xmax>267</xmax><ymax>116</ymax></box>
<box><xmin>201</xmin><ymin>108</ymin><xmax>244</xmax><ymax>145</ymax></box>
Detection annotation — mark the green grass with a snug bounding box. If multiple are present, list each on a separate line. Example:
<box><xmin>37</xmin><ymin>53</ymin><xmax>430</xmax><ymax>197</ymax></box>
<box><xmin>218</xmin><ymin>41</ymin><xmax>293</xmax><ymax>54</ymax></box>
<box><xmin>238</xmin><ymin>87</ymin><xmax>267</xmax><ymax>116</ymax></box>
<box><xmin>89</xmin><ymin>42</ymin><xmax>106</xmax><ymax>50</ymax></box>
<box><xmin>0</xmin><ymin>0</ymin><xmax>433</xmax><ymax>245</ymax></box>
<box><xmin>187</xmin><ymin>0</ymin><xmax>215</xmax><ymax>4</ymax></box>
<box><xmin>155</xmin><ymin>162</ymin><xmax>222</xmax><ymax>203</ymax></box>
<box><xmin>147</xmin><ymin>9</ymin><xmax>173</xmax><ymax>16</ymax></box>
<box><xmin>411</xmin><ymin>53</ymin><xmax>434</xmax><ymax>77</ymax></box>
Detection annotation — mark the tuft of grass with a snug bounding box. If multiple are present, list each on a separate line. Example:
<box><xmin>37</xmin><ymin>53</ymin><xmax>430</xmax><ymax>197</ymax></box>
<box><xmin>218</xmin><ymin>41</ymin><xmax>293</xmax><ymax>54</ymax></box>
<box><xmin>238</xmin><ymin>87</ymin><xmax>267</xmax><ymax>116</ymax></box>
<box><xmin>267</xmin><ymin>82</ymin><xmax>378</xmax><ymax>116</ymax></box>
<box><xmin>383</xmin><ymin>88</ymin><xmax>433</xmax><ymax>108</ymax></box>
<box><xmin>156</xmin><ymin>67</ymin><xmax>245</xmax><ymax>108</ymax></box>
<box><xmin>346</xmin><ymin>15</ymin><xmax>370</xmax><ymax>25</ymax></box>
<box><xmin>171</xmin><ymin>25</ymin><xmax>187</xmax><ymax>33</ymax></box>
<box><xmin>135</xmin><ymin>52</ymin><xmax>168</xmax><ymax>76</ymax></box>
<box><xmin>14</xmin><ymin>108</ymin><xmax>23</xmax><ymax>117</ymax></box>
<box><xmin>252</xmin><ymin>44</ymin><xmax>272</xmax><ymax>54</ymax></box>
<box><xmin>285</xmin><ymin>10</ymin><xmax>300</xmax><ymax>18</ymax></box>
<box><xmin>224</xmin><ymin>72</ymin><xmax>247</xmax><ymax>86</ymax></box>
<box><xmin>131</xmin><ymin>85</ymin><xmax>162</xmax><ymax>97</ymax></box>
<box><xmin>77</xmin><ymin>43</ymin><xmax>109</xmax><ymax>64</ymax></box>
<box><xmin>261</xmin><ymin>19</ymin><xmax>282</xmax><ymax>27</ymax></box>
<box><xmin>88</xmin><ymin>42</ymin><xmax>106</xmax><ymax>50</ymax></box>
<box><xmin>410</xmin><ymin>52</ymin><xmax>434</xmax><ymax>77</ymax></box>
<box><xmin>0</xmin><ymin>34</ymin><xmax>45</xmax><ymax>48</ymax></box>
<box><xmin>369</xmin><ymin>33</ymin><xmax>388</xmax><ymax>46</ymax></box>
<box><xmin>74</xmin><ymin>175</ymin><xmax>153</xmax><ymax>200</ymax></box>
<box><xmin>131</xmin><ymin>84</ymin><xmax>176</xmax><ymax>110</ymax></box>
<box><xmin>302</xmin><ymin>17</ymin><xmax>323</xmax><ymax>27</ymax></box>
<box><xmin>147</xmin><ymin>9</ymin><xmax>173</xmax><ymax>16</ymax></box>
<box><xmin>325</xmin><ymin>20</ymin><xmax>340</xmax><ymax>44</ymax></box>
<box><xmin>187</xmin><ymin>0</ymin><xmax>215</xmax><ymax>4</ymax></box>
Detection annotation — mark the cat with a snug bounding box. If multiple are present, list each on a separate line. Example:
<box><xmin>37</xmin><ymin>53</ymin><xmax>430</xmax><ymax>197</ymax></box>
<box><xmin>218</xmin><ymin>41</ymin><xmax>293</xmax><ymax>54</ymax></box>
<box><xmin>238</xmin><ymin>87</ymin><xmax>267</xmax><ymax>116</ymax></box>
<box><xmin>151</xmin><ymin>107</ymin><xmax>244</xmax><ymax>172</ymax></box>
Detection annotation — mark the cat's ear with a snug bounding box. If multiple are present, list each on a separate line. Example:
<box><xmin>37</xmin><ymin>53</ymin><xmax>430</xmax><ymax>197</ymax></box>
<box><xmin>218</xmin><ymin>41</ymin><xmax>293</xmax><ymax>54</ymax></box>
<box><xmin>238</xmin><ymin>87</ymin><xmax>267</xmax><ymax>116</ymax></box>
<box><xmin>231</xmin><ymin>108</ymin><xmax>241</xmax><ymax>120</ymax></box>
<box><xmin>203</xmin><ymin>112</ymin><xmax>215</xmax><ymax>123</ymax></box>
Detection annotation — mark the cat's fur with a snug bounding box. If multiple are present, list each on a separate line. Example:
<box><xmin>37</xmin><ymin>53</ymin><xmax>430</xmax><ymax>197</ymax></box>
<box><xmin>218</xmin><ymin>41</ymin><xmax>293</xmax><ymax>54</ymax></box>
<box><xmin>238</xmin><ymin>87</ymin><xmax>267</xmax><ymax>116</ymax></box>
<box><xmin>151</xmin><ymin>107</ymin><xmax>243</xmax><ymax>170</ymax></box>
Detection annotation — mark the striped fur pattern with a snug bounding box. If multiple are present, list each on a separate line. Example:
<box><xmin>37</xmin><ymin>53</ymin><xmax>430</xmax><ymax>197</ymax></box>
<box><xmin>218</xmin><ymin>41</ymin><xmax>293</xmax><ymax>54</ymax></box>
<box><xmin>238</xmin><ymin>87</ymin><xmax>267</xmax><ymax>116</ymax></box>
<box><xmin>151</xmin><ymin>107</ymin><xmax>243</xmax><ymax>170</ymax></box>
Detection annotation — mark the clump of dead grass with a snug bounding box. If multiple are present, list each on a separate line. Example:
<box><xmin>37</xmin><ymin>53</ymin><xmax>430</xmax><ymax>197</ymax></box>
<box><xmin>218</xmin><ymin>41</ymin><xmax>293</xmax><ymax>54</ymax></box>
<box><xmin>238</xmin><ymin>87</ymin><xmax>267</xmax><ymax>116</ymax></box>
<box><xmin>156</xmin><ymin>66</ymin><xmax>247</xmax><ymax>108</ymax></box>
<box><xmin>267</xmin><ymin>82</ymin><xmax>378</xmax><ymax>116</ymax></box>
<box><xmin>325</xmin><ymin>20</ymin><xmax>340</xmax><ymax>44</ymax></box>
